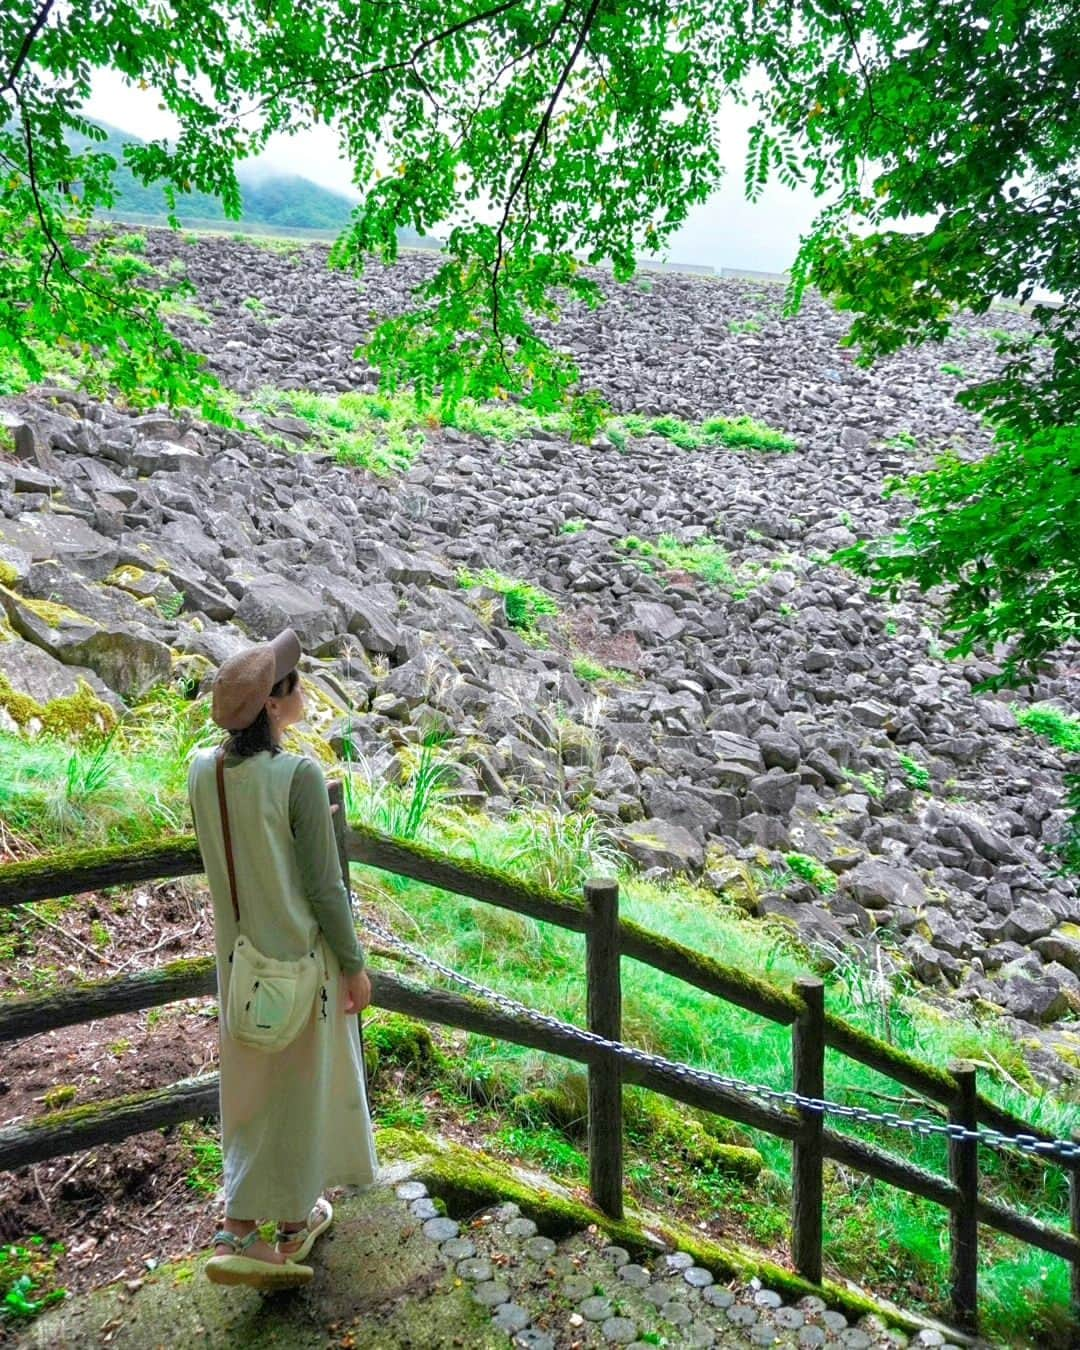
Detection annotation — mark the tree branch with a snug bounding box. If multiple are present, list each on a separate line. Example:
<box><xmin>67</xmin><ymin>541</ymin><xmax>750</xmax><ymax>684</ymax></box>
<box><xmin>491</xmin><ymin>0</ymin><xmax>603</xmax><ymax>341</ymax></box>
<box><xmin>2</xmin><ymin>0</ymin><xmax>56</xmax><ymax>94</ymax></box>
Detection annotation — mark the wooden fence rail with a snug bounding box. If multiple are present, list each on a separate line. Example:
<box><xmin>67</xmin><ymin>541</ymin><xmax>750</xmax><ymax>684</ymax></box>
<box><xmin>2</xmin><ymin>823</ymin><xmax>1079</xmax><ymax>1335</ymax></box>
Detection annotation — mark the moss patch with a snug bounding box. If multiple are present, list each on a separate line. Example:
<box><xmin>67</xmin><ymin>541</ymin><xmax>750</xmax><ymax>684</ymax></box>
<box><xmin>0</xmin><ymin>672</ymin><xmax>117</xmax><ymax>741</ymax></box>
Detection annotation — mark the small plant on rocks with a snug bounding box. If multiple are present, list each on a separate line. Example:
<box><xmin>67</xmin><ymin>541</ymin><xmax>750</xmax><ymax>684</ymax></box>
<box><xmin>898</xmin><ymin>754</ymin><xmax>931</xmax><ymax>792</ymax></box>
<box><xmin>457</xmin><ymin>567</ymin><xmax>559</xmax><ymax>645</ymax></box>
<box><xmin>783</xmin><ymin>852</ymin><xmax>838</xmax><ymax>894</ymax></box>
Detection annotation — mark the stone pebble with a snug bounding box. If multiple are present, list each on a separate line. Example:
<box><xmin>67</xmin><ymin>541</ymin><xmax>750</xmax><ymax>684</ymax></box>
<box><xmin>440</xmin><ymin>1237</ymin><xmax>476</xmax><ymax>1260</ymax></box>
<box><xmin>410</xmin><ymin>1197</ymin><xmax>440</xmax><ymax>1219</ymax></box>
<box><xmin>492</xmin><ymin>1303</ymin><xmax>530</xmax><ymax>1333</ymax></box>
<box><xmin>421</xmin><ymin>1216</ymin><xmax>459</xmax><ymax>1242</ymax></box>
<box><xmin>395</xmin><ymin>1180</ymin><xmax>428</xmax><ymax>1201</ymax></box>
<box><xmin>684</xmin><ymin>1265</ymin><xmax>715</xmax><ymax>1288</ymax></box>
<box><xmin>579</xmin><ymin>1294</ymin><xmax>614</xmax><ymax>1321</ymax></box>
<box><xmin>472</xmin><ymin>1279</ymin><xmax>512</xmax><ymax>1307</ymax></box>
<box><xmin>600</xmin><ymin>1316</ymin><xmax>639</xmax><ymax>1343</ymax></box>
<box><xmin>505</xmin><ymin>1217</ymin><xmax>539</xmax><ymax>1239</ymax></box>
<box><xmin>617</xmin><ymin>1263</ymin><xmax>651</xmax><ymax>1288</ymax></box>
<box><xmin>522</xmin><ymin>1235</ymin><xmax>557</xmax><ymax>1261</ymax></box>
<box><xmin>455</xmin><ymin>1257</ymin><xmax>493</xmax><ymax>1282</ymax></box>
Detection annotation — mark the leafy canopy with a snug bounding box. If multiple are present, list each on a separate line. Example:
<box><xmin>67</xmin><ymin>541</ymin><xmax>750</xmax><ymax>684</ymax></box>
<box><xmin>2</xmin><ymin>0</ymin><xmax>1078</xmax><ymax>436</ymax></box>
<box><xmin>836</xmin><ymin>424</ymin><xmax>1080</xmax><ymax>688</ymax></box>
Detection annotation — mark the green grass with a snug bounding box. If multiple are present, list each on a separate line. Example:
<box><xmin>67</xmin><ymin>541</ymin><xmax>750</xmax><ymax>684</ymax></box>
<box><xmin>1015</xmin><ymin>704</ymin><xmax>1080</xmax><ymax>756</ymax></box>
<box><xmin>0</xmin><ymin>687</ymin><xmax>216</xmax><ymax>853</ymax></box>
<box><xmin>609</xmin><ymin>412</ymin><xmax>795</xmax><ymax>454</ymax></box>
<box><xmin>182</xmin><ymin>1125</ymin><xmax>223</xmax><ymax>1195</ymax></box>
<box><xmin>250</xmin><ymin>386</ymin><xmax>427</xmax><ymax>476</ymax></box>
<box><xmin>618</xmin><ymin>534</ymin><xmax>749</xmax><ymax>593</ymax></box>
<box><xmin>560</xmin><ymin>518</ymin><xmax>588</xmax><ymax>534</ymax></box>
<box><xmin>940</xmin><ymin>362</ymin><xmax>968</xmax><ymax>378</ymax></box>
<box><xmin>457</xmin><ymin>567</ymin><xmax>559</xmax><ymax>645</ymax></box>
<box><xmin>343</xmin><ymin>794</ymin><xmax>1080</xmax><ymax>1345</ymax></box>
<box><xmin>571</xmin><ymin>656</ymin><xmax>633</xmax><ymax>685</ymax></box>
<box><xmin>728</xmin><ymin>317</ymin><xmax>763</xmax><ymax>334</ymax></box>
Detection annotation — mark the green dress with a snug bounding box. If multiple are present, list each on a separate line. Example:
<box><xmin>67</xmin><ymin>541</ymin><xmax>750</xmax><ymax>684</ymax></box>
<box><xmin>188</xmin><ymin>747</ymin><xmax>377</xmax><ymax>1220</ymax></box>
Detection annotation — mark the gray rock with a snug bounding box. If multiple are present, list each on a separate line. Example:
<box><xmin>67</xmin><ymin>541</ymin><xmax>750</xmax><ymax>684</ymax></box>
<box><xmin>842</xmin><ymin>860</ymin><xmax>928</xmax><ymax>912</ymax></box>
<box><xmin>234</xmin><ymin>573</ymin><xmax>340</xmax><ymax>652</ymax></box>
<box><xmin>1003</xmin><ymin>901</ymin><xmax>1056</xmax><ymax>944</ymax></box>
<box><xmin>615</xmin><ymin>819</ymin><xmax>704</xmax><ymax>874</ymax></box>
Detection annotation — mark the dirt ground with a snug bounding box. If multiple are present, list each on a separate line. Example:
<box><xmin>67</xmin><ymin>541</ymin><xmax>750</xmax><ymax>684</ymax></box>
<box><xmin>0</xmin><ymin>877</ymin><xmax>226</xmax><ymax>1318</ymax></box>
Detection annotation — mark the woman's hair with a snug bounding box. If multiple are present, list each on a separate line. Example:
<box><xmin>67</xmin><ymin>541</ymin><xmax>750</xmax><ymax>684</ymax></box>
<box><xmin>224</xmin><ymin>669</ymin><xmax>299</xmax><ymax>758</ymax></box>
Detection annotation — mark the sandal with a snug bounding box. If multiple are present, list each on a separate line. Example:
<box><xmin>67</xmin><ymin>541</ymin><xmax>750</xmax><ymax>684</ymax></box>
<box><xmin>274</xmin><ymin>1197</ymin><xmax>334</xmax><ymax>1261</ymax></box>
<box><xmin>205</xmin><ymin>1230</ymin><xmax>313</xmax><ymax>1290</ymax></box>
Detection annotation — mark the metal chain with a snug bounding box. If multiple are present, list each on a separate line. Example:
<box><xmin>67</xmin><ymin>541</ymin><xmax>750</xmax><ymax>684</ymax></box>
<box><xmin>355</xmin><ymin>902</ymin><xmax>1080</xmax><ymax>1164</ymax></box>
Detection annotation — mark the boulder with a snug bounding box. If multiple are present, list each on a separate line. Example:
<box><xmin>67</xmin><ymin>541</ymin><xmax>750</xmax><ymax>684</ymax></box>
<box><xmin>615</xmin><ymin>818</ymin><xmax>704</xmax><ymax>874</ymax></box>
<box><xmin>841</xmin><ymin>860</ymin><xmax>928</xmax><ymax>912</ymax></box>
<box><xmin>0</xmin><ymin>588</ymin><xmax>171</xmax><ymax>697</ymax></box>
<box><xmin>234</xmin><ymin>574</ymin><xmax>341</xmax><ymax>653</ymax></box>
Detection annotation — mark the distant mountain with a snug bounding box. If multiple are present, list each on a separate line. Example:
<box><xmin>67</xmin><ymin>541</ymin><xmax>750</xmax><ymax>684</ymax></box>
<box><xmin>68</xmin><ymin>122</ymin><xmax>439</xmax><ymax>244</ymax></box>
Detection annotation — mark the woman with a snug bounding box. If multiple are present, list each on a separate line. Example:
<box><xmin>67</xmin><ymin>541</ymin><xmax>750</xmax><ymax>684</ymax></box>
<box><xmin>187</xmin><ymin>627</ymin><xmax>376</xmax><ymax>1289</ymax></box>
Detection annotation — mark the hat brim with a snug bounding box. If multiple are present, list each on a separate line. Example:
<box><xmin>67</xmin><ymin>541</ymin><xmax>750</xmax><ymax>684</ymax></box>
<box><xmin>267</xmin><ymin>628</ymin><xmax>301</xmax><ymax>684</ymax></box>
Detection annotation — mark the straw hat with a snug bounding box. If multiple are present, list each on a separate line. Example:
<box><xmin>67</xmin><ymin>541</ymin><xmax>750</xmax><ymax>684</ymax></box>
<box><xmin>211</xmin><ymin>629</ymin><xmax>302</xmax><ymax>731</ymax></box>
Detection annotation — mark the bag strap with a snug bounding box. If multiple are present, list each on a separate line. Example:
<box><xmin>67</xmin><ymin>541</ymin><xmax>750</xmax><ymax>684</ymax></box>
<box><xmin>215</xmin><ymin>747</ymin><xmax>241</xmax><ymax>924</ymax></box>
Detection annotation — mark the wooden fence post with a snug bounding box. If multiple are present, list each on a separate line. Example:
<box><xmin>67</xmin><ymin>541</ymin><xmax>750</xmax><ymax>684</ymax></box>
<box><xmin>327</xmin><ymin>779</ymin><xmax>350</xmax><ymax>889</ymax></box>
<box><xmin>586</xmin><ymin>878</ymin><xmax>623</xmax><ymax>1219</ymax></box>
<box><xmin>792</xmin><ymin>976</ymin><xmax>825</xmax><ymax>1285</ymax></box>
<box><xmin>949</xmin><ymin>1061</ymin><xmax>979</xmax><ymax>1331</ymax></box>
<box><xmin>1070</xmin><ymin>1131</ymin><xmax>1080</xmax><ymax>1333</ymax></box>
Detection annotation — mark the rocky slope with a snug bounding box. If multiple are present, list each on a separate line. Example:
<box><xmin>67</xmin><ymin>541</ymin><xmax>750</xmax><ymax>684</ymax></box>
<box><xmin>2</xmin><ymin>230</ymin><xmax>1078</xmax><ymax>1078</ymax></box>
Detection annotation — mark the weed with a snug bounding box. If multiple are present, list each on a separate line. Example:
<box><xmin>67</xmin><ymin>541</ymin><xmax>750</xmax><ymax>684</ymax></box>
<box><xmin>571</xmin><ymin>656</ymin><xmax>632</xmax><ymax>685</ymax></box>
<box><xmin>1014</xmin><ymin>704</ymin><xmax>1080</xmax><ymax>755</ymax></box>
<box><xmin>41</xmin><ymin>1085</ymin><xmax>77</xmax><ymax>1109</ymax></box>
<box><xmin>560</xmin><ymin>518</ymin><xmax>587</xmax><ymax>534</ymax></box>
<box><xmin>242</xmin><ymin>296</ymin><xmax>268</xmax><ymax>316</ymax></box>
<box><xmin>729</xmin><ymin>317</ymin><xmax>763</xmax><ymax>334</ymax></box>
<box><xmin>160</xmin><ymin>298</ymin><xmax>212</xmax><ymax>325</ymax></box>
<box><xmin>885</xmin><ymin>430</ymin><xmax>919</xmax><ymax>451</ymax></box>
<box><xmin>457</xmin><ymin>567</ymin><xmax>559</xmax><ymax>644</ymax></box>
<box><xmin>940</xmin><ymin>362</ymin><xmax>968</xmax><ymax>378</ymax></box>
<box><xmin>0</xmin><ymin>1237</ymin><xmax>66</xmax><ymax>1322</ymax></box>
<box><xmin>619</xmin><ymin>534</ymin><xmax>749</xmax><ymax>593</ymax></box>
<box><xmin>89</xmin><ymin>920</ymin><xmax>111</xmax><ymax>950</ymax></box>
<box><xmin>884</xmin><ymin>620</ymin><xmax>898</xmax><ymax>636</ymax></box>
<box><xmin>845</xmin><ymin>768</ymin><xmax>885</xmax><ymax>800</ymax></box>
<box><xmin>182</xmin><ymin>1125</ymin><xmax>223</xmax><ymax>1195</ymax></box>
<box><xmin>899</xmin><ymin>754</ymin><xmax>931</xmax><ymax>792</ymax></box>
<box><xmin>783</xmin><ymin>852</ymin><xmax>838</xmax><ymax>894</ymax></box>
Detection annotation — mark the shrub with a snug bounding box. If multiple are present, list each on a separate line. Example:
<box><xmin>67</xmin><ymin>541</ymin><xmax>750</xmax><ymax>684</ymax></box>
<box><xmin>1015</xmin><ymin>704</ymin><xmax>1080</xmax><ymax>755</ymax></box>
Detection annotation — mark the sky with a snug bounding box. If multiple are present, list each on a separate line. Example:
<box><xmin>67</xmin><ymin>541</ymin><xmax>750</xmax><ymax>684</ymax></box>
<box><xmin>86</xmin><ymin>69</ymin><xmax>823</xmax><ymax>277</ymax></box>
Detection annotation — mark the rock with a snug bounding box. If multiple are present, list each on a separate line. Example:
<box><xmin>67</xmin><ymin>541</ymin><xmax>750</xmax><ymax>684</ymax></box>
<box><xmin>0</xmin><ymin>589</ymin><xmax>171</xmax><ymax>697</ymax></box>
<box><xmin>0</xmin><ymin>637</ymin><xmax>124</xmax><ymax>730</ymax></box>
<box><xmin>842</xmin><ymin>860</ymin><xmax>928</xmax><ymax>912</ymax></box>
<box><xmin>755</xmin><ymin>728</ymin><xmax>801</xmax><ymax>772</ymax></box>
<box><xmin>1002</xmin><ymin>901</ymin><xmax>1056</xmax><ymax>944</ymax></box>
<box><xmin>626</xmin><ymin>601</ymin><xmax>685</xmax><ymax>643</ymax></box>
<box><xmin>615</xmin><ymin>819</ymin><xmax>704</xmax><ymax>874</ymax></box>
<box><xmin>0</xmin><ymin>514</ymin><xmax>118</xmax><ymax>579</ymax></box>
<box><xmin>746</xmin><ymin>769</ymin><xmax>800</xmax><ymax>818</ymax></box>
<box><xmin>234</xmin><ymin>574</ymin><xmax>340</xmax><ymax>652</ymax></box>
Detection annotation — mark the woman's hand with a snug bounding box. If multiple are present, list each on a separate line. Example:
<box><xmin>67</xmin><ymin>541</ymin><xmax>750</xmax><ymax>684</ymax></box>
<box><xmin>343</xmin><ymin>969</ymin><xmax>372</xmax><ymax>1014</ymax></box>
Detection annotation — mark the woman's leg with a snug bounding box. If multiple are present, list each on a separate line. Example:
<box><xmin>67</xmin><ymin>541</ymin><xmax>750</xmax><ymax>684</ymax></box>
<box><xmin>216</xmin><ymin>1216</ymin><xmax>285</xmax><ymax>1264</ymax></box>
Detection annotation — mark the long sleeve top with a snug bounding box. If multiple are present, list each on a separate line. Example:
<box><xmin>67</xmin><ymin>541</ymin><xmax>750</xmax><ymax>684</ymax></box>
<box><xmin>285</xmin><ymin>756</ymin><xmax>366</xmax><ymax>974</ymax></box>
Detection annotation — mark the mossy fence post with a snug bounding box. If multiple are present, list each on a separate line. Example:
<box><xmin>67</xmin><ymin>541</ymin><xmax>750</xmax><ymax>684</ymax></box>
<box><xmin>586</xmin><ymin>878</ymin><xmax>622</xmax><ymax>1219</ymax></box>
<box><xmin>1071</xmin><ymin>1130</ymin><xmax>1080</xmax><ymax>1324</ymax></box>
<box><xmin>948</xmin><ymin>1060</ymin><xmax>978</xmax><ymax>1331</ymax></box>
<box><xmin>792</xmin><ymin>976</ymin><xmax>825</xmax><ymax>1285</ymax></box>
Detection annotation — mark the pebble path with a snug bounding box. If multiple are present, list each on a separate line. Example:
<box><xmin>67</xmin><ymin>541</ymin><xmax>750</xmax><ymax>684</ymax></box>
<box><xmin>398</xmin><ymin>1181</ymin><xmax>967</xmax><ymax>1350</ymax></box>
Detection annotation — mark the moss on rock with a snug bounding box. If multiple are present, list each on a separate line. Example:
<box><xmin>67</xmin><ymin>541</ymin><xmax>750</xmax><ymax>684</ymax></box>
<box><xmin>0</xmin><ymin>672</ymin><xmax>117</xmax><ymax>740</ymax></box>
